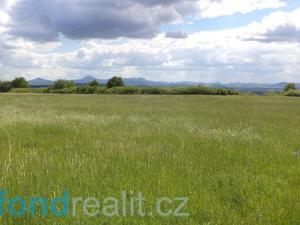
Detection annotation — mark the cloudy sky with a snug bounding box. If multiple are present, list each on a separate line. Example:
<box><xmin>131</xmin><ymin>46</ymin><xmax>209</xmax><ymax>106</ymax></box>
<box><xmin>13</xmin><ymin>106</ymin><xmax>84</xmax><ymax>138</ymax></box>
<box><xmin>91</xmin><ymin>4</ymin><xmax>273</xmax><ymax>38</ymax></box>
<box><xmin>0</xmin><ymin>0</ymin><xmax>300</xmax><ymax>83</ymax></box>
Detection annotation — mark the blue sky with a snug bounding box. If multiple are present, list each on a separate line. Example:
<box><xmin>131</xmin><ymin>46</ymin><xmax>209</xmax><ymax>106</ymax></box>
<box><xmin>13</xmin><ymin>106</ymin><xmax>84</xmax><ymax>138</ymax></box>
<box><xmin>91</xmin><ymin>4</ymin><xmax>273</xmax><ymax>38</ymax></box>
<box><xmin>165</xmin><ymin>1</ymin><xmax>300</xmax><ymax>32</ymax></box>
<box><xmin>1</xmin><ymin>0</ymin><xmax>300</xmax><ymax>83</ymax></box>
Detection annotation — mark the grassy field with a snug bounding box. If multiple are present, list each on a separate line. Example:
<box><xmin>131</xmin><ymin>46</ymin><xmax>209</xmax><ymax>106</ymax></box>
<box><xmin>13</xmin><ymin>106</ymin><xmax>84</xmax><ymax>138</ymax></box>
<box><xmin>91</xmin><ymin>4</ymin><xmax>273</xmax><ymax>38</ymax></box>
<box><xmin>0</xmin><ymin>94</ymin><xmax>299</xmax><ymax>225</ymax></box>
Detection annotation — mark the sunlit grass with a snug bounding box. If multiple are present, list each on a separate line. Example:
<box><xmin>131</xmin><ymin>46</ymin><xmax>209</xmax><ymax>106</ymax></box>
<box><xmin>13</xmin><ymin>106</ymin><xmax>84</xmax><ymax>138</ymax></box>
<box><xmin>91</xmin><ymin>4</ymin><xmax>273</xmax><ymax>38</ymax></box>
<box><xmin>0</xmin><ymin>94</ymin><xmax>299</xmax><ymax>224</ymax></box>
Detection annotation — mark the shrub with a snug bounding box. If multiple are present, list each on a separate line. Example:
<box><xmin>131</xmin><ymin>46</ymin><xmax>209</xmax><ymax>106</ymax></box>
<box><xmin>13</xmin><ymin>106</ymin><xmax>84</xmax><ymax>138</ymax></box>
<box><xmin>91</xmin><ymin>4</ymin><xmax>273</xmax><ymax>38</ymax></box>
<box><xmin>107</xmin><ymin>76</ymin><xmax>124</xmax><ymax>88</ymax></box>
<box><xmin>48</xmin><ymin>87</ymin><xmax>77</xmax><ymax>94</ymax></box>
<box><xmin>172</xmin><ymin>87</ymin><xmax>209</xmax><ymax>95</ymax></box>
<box><xmin>102</xmin><ymin>86</ymin><xmax>238</xmax><ymax>95</ymax></box>
<box><xmin>10</xmin><ymin>88</ymin><xmax>48</xmax><ymax>93</ymax></box>
<box><xmin>285</xmin><ymin>90</ymin><xmax>300</xmax><ymax>97</ymax></box>
<box><xmin>96</xmin><ymin>87</ymin><xmax>107</xmax><ymax>94</ymax></box>
<box><xmin>171</xmin><ymin>86</ymin><xmax>238</xmax><ymax>95</ymax></box>
<box><xmin>284</xmin><ymin>83</ymin><xmax>297</xmax><ymax>92</ymax></box>
<box><xmin>48</xmin><ymin>86</ymin><xmax>106</xmax><ymax>95</ymax></box>
<box><xmin>140</xmin><ymin>87</ymin><xmax>169</xmax><ymax>94</ymax></box>
<box><xmin>51</xmin><ymin>80</ymin><xmax>75</xmax><ymax>90</ymax></box>
<box><xmin>264</xmin><ymin>92</ymin><xmax>281</xmax><ymax>96</ymax></box>
<box><xmin>3</xmin><ymin>82</ymin><xmax>239</xmax><ymax>96</ymax></box>
<box><xmin>88</xmin><ymin>80</ymin><xmax>99</xmax><ymax>87</ymax></box>
<box><xmin>0</xmin><ymin>81</ymin><xmax>12</xmax><ymax>92</ymax></box>
<box><xmin>105</xmin><ymin>86</ymin><xmax>140</xmax><ymax>94</ymax></box>
<box><xmin>76</xmin><ymin>85</ymin><xmax>98</xmax><ymax>94</ymax></box>
<box><xmin>103</xmin><ymin>86</ymin><xmax>238</xmax><ymax>95</ymax></box>
<box><xmin>227</xmin><ymin>89</ymin><xmax>240</xmax><ymax>95</ymax></box>
<box><xmin>11</xmin><ymin>77</ymin><xmax>29</xmax><ymax>88</ymax></box>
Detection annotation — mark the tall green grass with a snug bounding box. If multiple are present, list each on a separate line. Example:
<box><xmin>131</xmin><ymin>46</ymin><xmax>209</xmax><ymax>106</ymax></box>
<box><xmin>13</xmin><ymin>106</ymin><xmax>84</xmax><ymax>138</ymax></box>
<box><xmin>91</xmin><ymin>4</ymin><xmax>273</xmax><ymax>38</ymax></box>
<box><xmin>0</xmin><ymin>94</ymin><xmax>299</xmax><ymax>224</ymax></box>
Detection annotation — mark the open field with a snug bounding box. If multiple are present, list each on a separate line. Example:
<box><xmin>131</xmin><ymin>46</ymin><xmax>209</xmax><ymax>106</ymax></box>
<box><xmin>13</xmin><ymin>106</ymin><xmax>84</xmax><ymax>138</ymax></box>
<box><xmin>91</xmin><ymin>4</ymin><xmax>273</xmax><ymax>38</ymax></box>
<box><xmin>0</xmin><ymin>94</ymin><xmax>299</xmax><ymax>225</ymax></box>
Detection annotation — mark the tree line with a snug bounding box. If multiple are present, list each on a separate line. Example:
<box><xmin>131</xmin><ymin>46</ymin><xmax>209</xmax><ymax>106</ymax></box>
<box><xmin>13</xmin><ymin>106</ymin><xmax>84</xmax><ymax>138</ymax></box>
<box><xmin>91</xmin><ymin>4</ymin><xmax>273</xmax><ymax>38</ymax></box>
<box><xmin>45</xmin><ymin>77</ymin><xmax>239</xmax><ymax>96</ymax></box>
<box><xmin>1</xmin><ymin>76</ymin><xmax>239</xmax><ymax>95</ymax></box>
<box><xmin>284</xmin><ymin>83</ymin><xmax>300</xmax><ymax>97</ymax></box>
<box><xmin>1</xmin><ymin>76</ymin><xmax>299</xmax><ymax>96</ymax></box>
<box><xmin>0</xmin><ymin>77</ymin><xmax>29</xmax><ymax>92</ymax></box>
<box><xmin>0</xmin><ymin>76</ymin><xmax>124</xmax><ymax>93</ymax></box>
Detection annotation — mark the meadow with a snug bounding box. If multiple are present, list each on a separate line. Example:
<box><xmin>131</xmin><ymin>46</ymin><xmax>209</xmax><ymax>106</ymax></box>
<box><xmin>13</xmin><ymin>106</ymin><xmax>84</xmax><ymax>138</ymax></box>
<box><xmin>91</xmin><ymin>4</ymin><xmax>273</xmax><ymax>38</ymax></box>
<box><xmin>0</xmin><ymin>94</ymin><xmax>299</xmax><ymax>225</ymax></box>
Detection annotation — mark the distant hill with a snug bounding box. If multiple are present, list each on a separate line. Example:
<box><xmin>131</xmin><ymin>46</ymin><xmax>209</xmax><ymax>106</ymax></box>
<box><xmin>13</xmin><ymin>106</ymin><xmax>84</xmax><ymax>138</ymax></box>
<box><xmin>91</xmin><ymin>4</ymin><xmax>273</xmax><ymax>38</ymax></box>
<box><xmin>72</xmin><ymin>76</ymin><xmax>107</xmax><ymax>85</ymax></box>
<box><xmin>28</xmin><ymin>76</ymin><xmax>300</xmax><ymax>93</ymax></box>
<box><xmin>72</xmin><ymin>76</ymin><xmax>199</xmax><ymax>87</ymax></box>
<box><xmin>223</xmin><ymin>82</ymin><xmax>300</xmax><ymax>94</ymax></box>
<box><xmin>29</xmin><ymin>78</ymin><xmax>54</xmax><ymax>87</ymax></box>
<box><xmin>70</xmin><ymin>76</ymin><xmax>200</xmax><ymax>87</ymax></box>
<box><xmin>123</xmin><ymin>78</ymin><xmax>198</xmax><ymax>87</ymax></box>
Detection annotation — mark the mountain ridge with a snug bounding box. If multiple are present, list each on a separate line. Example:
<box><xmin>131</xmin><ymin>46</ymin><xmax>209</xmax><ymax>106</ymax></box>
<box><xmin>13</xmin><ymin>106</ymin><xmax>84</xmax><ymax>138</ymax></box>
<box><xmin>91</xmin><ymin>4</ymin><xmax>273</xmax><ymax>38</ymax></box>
<box><xmin>29</xmin><ymin>76</ymin><xmax>300</xmax><ymax>93</ymax></box>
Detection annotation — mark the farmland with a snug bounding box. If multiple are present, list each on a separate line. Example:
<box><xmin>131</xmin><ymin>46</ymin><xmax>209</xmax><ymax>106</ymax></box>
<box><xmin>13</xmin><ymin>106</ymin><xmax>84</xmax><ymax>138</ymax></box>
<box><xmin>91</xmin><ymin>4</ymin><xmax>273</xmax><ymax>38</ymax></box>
<box><xmin>0</xmin><ymin>94</ymin><xmax>299</xmax><ymax>225</ymax></box>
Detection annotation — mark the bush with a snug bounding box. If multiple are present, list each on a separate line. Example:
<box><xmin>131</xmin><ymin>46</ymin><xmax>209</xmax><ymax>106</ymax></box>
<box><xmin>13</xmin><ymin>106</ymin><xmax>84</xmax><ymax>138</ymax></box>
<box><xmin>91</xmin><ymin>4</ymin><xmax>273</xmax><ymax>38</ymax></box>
<box><xmin>96</xmin><ymin>87</ymin><xmax>107</xmax><ymax>94</ymax></box>
<box><xmin>172</xmin><ymin>86</ymin><xmax>238</xmax><ymax>95</ymax></box>
<box><xmin>11</xmin><ymin>77</ymin><xmax>29</xmax><ymax>88</ymax></box>
<box><xmin>285</xmin><ymin>90</ymin><xmax>300</xmax><ymax>97</ymax></box>
<box><xmin>2</xmin><ymin>82</ymin><xmax>240</xmax><ymax>96</ymax></box>
<box><xmin>47</xmin><ymin>86</ymin><xmax>106</xmax><ymax>95</ymax></box>
<box><xmin>48</xmin><ymin>87</ymin><xmax>77</xmax><ymax>94</ymax></box>
<box><xmin>284</xmin><ymin>83</ymin><xmax>297</xmax><ymax>92</ymax></box>
<box><xmin>76</xmin><ymin>85</ymin><xmax>98</xmax><ymax>94</ymax></box>
<box><xmin>140</xmin><ymin>87</ymin><xmax>169</xmax><ymax>94</ymax></box>
<box><xmin>264</xmin><ymin>92</ymin><xmax>281</xmax><ymax>96</ymax></box>
<box><xmin>88</xmin><ymin>80</ymin><xmax>99</xmax><ymax>87</ymax></box>
<box><xmin>0</xmin><ymin>81</ymin><xmax>12</xmax><ymax>92</ymax></box>
<box><xmin>224</xmin><ymin>89</ymin><xmax>239</xmax><ymax>95</ymax></box>
<box><xmin>51</xmin><ymin>80</ymin><xmax>75</xmax><ymax>90</ymax></box>
<box><xmin>107</xmin><ymin>76</ymin><xmax>124</xmax><ymax>88</ymax></box>
<box><xmin>103</xmin><ymin>86</ymin><xmax>238</xmax><ymax>95</ymax></box>
<box><xmin>10</xmin><ymin>88</ymin><xmax>48</xmax><ymax>93</ymax></box>
<box><xmin>173</xmin><ymin>87</ymin><xmax>209</xmax><ymax>95</ymax></box>
<box><xmin>105</xmin><ymin>86</ymin><xmax>140</xmax><ymax>94</ymax></box>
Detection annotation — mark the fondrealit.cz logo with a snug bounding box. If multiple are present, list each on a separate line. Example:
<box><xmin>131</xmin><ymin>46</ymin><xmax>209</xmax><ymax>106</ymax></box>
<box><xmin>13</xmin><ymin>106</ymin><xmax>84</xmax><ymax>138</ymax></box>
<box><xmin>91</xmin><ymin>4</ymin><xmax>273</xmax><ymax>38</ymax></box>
<box><xmin>0</xmin><ymin>190</ymin><xmax>189</xmax><ymax>218</ymax></box>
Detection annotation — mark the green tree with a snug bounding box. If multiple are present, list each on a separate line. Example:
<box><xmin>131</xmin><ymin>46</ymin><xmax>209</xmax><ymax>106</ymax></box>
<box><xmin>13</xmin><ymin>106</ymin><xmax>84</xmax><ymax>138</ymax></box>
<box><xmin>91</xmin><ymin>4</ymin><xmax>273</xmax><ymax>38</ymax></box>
<box><xmin>52</xmin><ymin>80</ymin><xmax>75</xmax><ymax>89</ymax></box>
<box><xmin>106</xmin><ymin>76</ymin><xmax>125</xmax><ymax>88</ymax></box>
<box><xmin>11</xmin><ymin>77</ymin><xmax>29</xmax><ymax>88</ymax></box>
<box><xmin>88</xmin><ymin>80</ymin><xmax>99</xmax><ymax>87</ymax></box>
<box><xmin>284</xmin><ymin>83</ymin><xmax>297</xmax><ymax>92</ymax></box>
<box><xmin>0</xmin><ymin>81</ymin><xmax>12</xmax><ymax>92</ymax></box>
